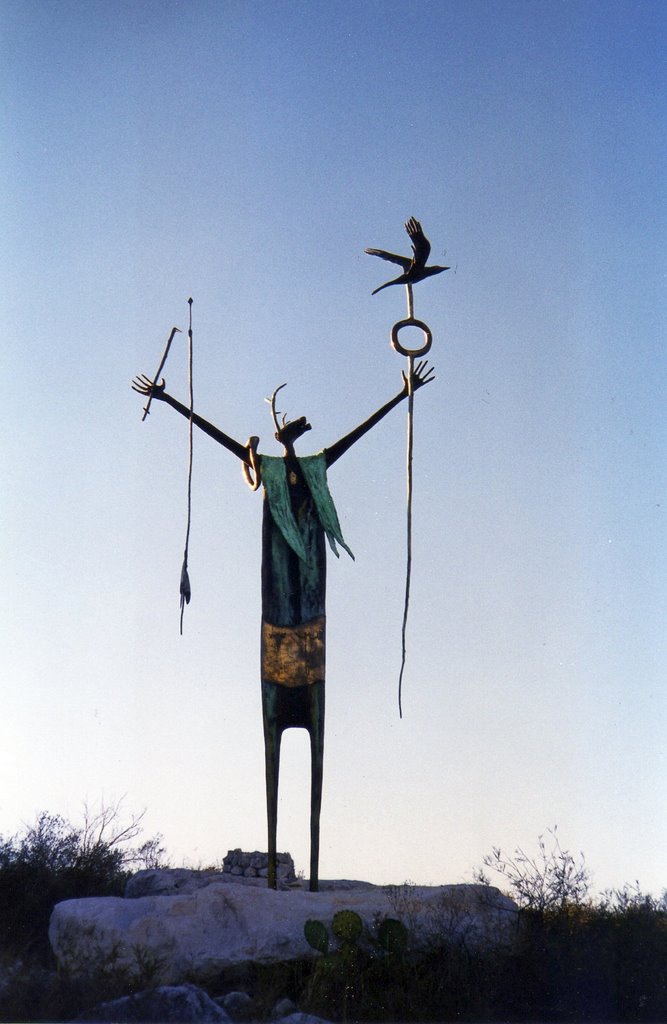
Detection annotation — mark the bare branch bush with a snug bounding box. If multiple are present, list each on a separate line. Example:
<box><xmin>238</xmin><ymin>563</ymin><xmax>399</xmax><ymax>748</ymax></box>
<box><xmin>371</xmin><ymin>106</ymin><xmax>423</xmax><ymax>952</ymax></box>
<box><xmin>598</xmin><ymin>881</ymin><xmax>667</xmax><ymax>915</ymax></box>
<box><xmin>79</xmin><ymin>798</ymin><xmax>167</xmax><ymax>870</ymax></box>
<box><xmin>473</xmin><ymin>826</ymin><xmax>590</xmax><ymax>911</ymax></box>
<box><xmin>80</xmin><ymin>798</ymin><xmax>145</xmax><ymax>858</ymax></box>
<box><xmin>0</xmin><ymin>799</ymin><xmax>168</xmax><ymax>959</ymax></box>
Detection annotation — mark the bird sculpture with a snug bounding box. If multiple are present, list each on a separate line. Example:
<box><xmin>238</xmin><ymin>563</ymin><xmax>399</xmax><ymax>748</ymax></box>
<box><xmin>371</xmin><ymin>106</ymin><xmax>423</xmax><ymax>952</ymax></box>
<box><xmin>365</xmin><ymin>217</ymin><xmax>449</xmax><ymax>295</ymax></box>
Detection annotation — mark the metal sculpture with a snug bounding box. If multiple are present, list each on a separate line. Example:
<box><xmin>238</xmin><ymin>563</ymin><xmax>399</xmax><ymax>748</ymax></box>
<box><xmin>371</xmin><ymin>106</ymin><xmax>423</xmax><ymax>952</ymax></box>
<box><xmin>365</xmin><ymin>218</ymin><xmax>444</xmax><ymax>717</ymax></box>
<box><xmin>132</xmin><ymin>218</ymin><xmax>444</xmax><ymax>891</ymax></box>
<box><xmin>365</xmin><ymin>217</ymin><xmax>449</xmax><ymax>294</ymax></box>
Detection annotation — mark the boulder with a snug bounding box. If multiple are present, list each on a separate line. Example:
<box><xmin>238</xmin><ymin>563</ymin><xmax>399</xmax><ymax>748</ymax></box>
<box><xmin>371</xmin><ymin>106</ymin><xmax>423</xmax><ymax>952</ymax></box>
<box><xmin>126</xmin><ymin>854</ymin><xmax>297</xmax><ymax>899</ymax></box>
<box><xmin>75</xmin><ymin>984</ymin><xmax>333</xmax><ymax>1024</ymax></box>
<box><xmin>125</xmin><ymin>869</ymin><xmax>229</xmax><ymax>899</ymax></box>
<box><xmin>276</xmin><ymin>1016</ymin><xmax>332</xmax><ymax>1024</ymax></box>
<box><xmin>50</xmin><ymin>881</ymin><xmax>517</xmax><ymax>987</ymax></box>
<box><xmin>219</xmin><ymin>990</ymin><xmax>255</xmax><ymax>1021</ymax></box>
<box><xmin>73</xmin><ymin>982</ymin><xmax>230</xmax><ymax>1022</ymax></box>
<box><xmin>271</xmin><ymin>997</ymin><xmax>297</xmax><ymax>1018</ymax></box>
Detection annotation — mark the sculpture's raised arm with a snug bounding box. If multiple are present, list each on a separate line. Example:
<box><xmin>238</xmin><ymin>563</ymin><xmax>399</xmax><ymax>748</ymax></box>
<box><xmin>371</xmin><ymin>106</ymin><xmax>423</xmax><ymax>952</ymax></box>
<box><xmin>131</xmin><ymin>375</ymin><xmax>250</xmax><ymax>464</ymax></box>
<box><xmin>325</xmin><ymin>359</ymin><xmax>434</xmax><ymax>468</ymax></box>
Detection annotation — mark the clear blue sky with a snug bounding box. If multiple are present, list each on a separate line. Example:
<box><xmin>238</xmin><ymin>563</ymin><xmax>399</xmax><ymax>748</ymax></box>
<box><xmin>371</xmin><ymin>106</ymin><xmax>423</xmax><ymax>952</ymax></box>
<box><xmin>2</xmin><ymin>0</ymin><xmax>665</xmax><ymax>896</ymax></box>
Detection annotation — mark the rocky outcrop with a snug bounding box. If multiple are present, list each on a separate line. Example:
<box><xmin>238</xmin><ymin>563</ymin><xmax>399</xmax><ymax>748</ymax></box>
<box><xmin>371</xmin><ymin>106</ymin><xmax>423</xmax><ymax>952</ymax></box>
<box><xmin>73</xmin><ymin>983</ymin><xmax>230</xmax><ymax>1022</ymax></box>
<box><xmin>125</xmin><ymin>852</ymin><xmax>297</xmax><ymax>899</ymax></box>
<box><xmin>125</xmin><ymin>868</ymin><xmax>378</xmax><ymax>900</ymax></box>
<box><xmin>49</xmin><ymin>878</ymin><xmax>517</xmax><ymax>987</ymax></box>
<box><xmin>72</xmin><ymin>983</ymin><xmax>331</xmax><ymax>1023</ymax></box>
<box><xmin>124</xmin><ymin>868</ymin><xmax>229</xmax><ymax>899</ymax></box>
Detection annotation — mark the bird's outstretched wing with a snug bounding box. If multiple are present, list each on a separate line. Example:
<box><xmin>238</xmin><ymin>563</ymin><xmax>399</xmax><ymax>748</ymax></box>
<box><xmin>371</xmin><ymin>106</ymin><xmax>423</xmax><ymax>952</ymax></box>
<box><xmin>405</xmin><ymin>217</ymin><xmax>431</xmax><ymax>266</ymax></box>
<box><xmin>364</xmin><ymin>247</ymin><xmax>412</xmax><ymax>271</ymax></box>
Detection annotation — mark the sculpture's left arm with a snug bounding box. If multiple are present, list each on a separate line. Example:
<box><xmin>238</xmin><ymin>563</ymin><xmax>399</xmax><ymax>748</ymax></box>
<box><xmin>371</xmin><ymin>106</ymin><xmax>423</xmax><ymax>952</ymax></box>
<box><xmin>325</xmin><ymin>360</ymin><xmax>434</xmax><ymax>468</ymax></box>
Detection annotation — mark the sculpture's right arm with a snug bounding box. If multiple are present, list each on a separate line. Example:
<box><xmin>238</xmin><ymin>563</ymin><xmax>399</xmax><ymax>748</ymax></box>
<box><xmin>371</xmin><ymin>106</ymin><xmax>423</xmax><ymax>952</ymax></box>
<box><xmin>131</xmin><ymin>375</ymin><xmax>250</xmax><ymax>464</ymax></box>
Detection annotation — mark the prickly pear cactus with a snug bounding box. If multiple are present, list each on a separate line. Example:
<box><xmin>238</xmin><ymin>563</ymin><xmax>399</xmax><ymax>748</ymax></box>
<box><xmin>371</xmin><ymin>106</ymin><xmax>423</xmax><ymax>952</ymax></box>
<box><xmin>377</xmin><ymin>917</ymin><xmax>408</xmax><ymax>955</ymax></box>
<box><xmin>332</xmin><ymin>909</ymin><xmax>363</xmax><ymax>945</ymax></box>
<box><xmin>304</xmin><ymin>918</ymin><xmax>329</xmax><ymax>955</ymax></box>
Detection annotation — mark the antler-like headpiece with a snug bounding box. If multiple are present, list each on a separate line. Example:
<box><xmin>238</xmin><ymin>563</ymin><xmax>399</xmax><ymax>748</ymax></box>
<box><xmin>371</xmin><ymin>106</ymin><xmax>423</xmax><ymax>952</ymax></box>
<box><xmin>266</xmin><ymin>382</ymin><xmax>290</xmax><ymax>435</ymax></box>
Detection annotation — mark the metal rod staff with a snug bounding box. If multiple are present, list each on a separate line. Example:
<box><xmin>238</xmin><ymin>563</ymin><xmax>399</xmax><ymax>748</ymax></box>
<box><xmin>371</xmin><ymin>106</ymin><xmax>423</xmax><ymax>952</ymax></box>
<box><xmin>141</xmin><ymin>327</ymin><xmax>182</xmax><ymax>421</ymax></box>
<box><xmin>391</xmin><ymin>286</ymin><xmax>433</xmax><ymax>718</ymax></box>
<box><xmin>136</xmin><ymin>309</ymin><xmax>194</xmax><ymax>633</ymax></box>
<box><xmin>365</xmin><ymin>217</ymin><xmax>447</xmax><ymax>716</ymax></box>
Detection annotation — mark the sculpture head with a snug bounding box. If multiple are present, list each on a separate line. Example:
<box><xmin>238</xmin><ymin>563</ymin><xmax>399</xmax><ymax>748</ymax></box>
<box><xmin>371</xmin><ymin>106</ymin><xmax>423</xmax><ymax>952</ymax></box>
<box><xmin>276</xmin><ymin>415</ymin><xmax>311</xmax><ymax>449</ymax></box>
<box><xmin>268</xmin><ymin>384</ymin><xmax>311</xmax><ymax>452</ymax></box>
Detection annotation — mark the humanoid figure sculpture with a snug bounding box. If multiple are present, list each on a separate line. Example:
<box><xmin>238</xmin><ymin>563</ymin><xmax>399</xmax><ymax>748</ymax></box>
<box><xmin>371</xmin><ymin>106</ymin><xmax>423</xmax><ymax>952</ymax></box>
<box><xmin>132</xmin><ymin>360</ymin><xmax>433</xmax><ymax>891</ymax></box>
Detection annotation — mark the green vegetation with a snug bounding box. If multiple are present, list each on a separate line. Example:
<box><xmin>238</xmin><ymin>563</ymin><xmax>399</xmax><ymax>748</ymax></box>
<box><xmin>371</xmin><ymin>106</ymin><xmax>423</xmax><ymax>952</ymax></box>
<box><xmin>0</xmin><ymin>802</ymin><xmax>165</xmax><ymax>962</ymax></box>
<box><xmin>473</xmin><ymin>825</ymin><xmax>591</xmax><ymax>911</ymax></box>
<box><xmin>295</xmin><ymin>880</ymin><xmax>666</xmax><ymax>1023</ymax></box>
<box><xmin>0</xmin><ymin>816</ymin><xmax>664</xmax><ymax>1022</ymax></box>
<box><xmin>301</xmin><ymin>910</ymin><xmax>410</xmax><ymax>1020</ymax></box>
<box><xmin>496</xmin><ymin>889</ymin><xmax>667</xmax><ymax>1022</ymax></box>
<box><xmin>0</xmin><ymin>802</ymin><xmax>168</xmax><ymax>1021</ymax></box>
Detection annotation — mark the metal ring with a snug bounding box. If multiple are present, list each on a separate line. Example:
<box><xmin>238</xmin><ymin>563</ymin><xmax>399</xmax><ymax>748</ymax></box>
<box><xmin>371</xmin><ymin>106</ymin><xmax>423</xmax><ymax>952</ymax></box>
<box><xmin>242</xmin><ymin>436</ymin><xmax>262</xmax><ymax>491</ymax></box>
<box><xmin>390</xmin><ymin>318</ymin><xmax>432</xmax><ymax>357</ymax></box>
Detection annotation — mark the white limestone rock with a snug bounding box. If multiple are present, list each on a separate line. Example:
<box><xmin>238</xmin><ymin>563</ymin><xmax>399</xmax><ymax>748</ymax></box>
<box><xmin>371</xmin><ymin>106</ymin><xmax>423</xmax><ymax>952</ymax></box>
<box><xmin>126</xmin><ymin>859</ymin><xmax>299</xmax><ymax>898</ymax></box>
<box><xmin>50</xmin><ymin>882</ymin><xmax>517</xmax><ymax>987</ymax></box>
<box><xmin>125</xmin><ymin>868</ymin><xmax>228</xmax><ymax>899</ymax></box>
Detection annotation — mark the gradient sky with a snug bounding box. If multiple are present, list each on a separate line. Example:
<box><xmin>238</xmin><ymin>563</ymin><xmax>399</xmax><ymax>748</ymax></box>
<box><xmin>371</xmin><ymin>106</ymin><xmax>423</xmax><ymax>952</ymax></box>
<box><xmin>2</xmin><ymin>0</ymin><xmax>665</xmax><ymax>896</ymax></box>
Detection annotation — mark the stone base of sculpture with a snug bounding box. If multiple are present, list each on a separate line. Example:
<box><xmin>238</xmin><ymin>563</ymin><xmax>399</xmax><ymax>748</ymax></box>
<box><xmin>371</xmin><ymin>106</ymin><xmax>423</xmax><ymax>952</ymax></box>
<box><xmin>50</xmin><ymin>870</ymin><xmax>518</xmax><ymax>987</ymax></box>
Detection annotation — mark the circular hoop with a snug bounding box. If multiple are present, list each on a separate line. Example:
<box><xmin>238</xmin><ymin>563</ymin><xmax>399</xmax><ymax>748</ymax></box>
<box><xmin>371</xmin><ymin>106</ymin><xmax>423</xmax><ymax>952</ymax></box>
<box><xmin>390</xmin><ymin>317</ymin><xmax>432</xmax><ymax>357</ymax></box>
<box><xmin>242</xmin><ymin>436</ymin><xmax>262</xmax><ymax>491</ymax></box>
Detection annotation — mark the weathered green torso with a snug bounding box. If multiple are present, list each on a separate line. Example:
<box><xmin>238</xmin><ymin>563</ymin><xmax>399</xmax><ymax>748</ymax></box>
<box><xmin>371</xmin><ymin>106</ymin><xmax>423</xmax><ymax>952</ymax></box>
<box><xmin>259</xmin><ymin>452</ymin><xmax>352</xmax><ymax>690</ymax></box>
<box><xmin>260</xmin><ymin>455</ymin><xmax>326</xmax><ymax>627</ymax></box>
<box><xmin>259</xmin><ymin>452</ymin><xmax>352</xmax><ymax>628</ymax></box>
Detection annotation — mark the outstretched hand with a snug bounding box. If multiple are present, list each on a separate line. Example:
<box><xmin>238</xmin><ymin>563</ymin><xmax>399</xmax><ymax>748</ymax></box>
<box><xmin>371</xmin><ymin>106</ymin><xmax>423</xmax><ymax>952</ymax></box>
<box><xmin>402</xmin><ymin>359</ymin><xmax>435</xmax><ymax>395</ymax></box>
<box><xmin>131</xmin><ymin>374</ymin><xmax>167</xmax><ymax>400</ymax></box>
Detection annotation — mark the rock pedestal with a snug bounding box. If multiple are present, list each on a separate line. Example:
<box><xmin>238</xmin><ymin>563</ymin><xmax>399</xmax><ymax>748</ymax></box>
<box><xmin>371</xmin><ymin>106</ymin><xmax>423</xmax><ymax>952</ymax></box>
<box><xmin>125</xmin><ymin>852</ymin><xmax>297</xmax><ymax>900</ymax></box>
<box><xmin>49</xmin><ymin>873</ymin><xmax>518</xmax><ymax>987</ymax></box>
<box><xmin>222</xmin><ymin>849</ymin><xmax>296</xmax><ymax>883</ymax></box>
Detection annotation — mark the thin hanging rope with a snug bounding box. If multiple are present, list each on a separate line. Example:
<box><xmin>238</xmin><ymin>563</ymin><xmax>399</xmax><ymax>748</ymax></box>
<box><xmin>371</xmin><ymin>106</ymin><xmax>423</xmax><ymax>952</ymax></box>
<box><xmin>179</xmin><ymin>297</ymin><xmax>194</xmax><ymax>634</ymax></box>
<box><xmin>398</xmin><ymin>352</ymin><xmax>415</xmax><ymax>718</ymax></box>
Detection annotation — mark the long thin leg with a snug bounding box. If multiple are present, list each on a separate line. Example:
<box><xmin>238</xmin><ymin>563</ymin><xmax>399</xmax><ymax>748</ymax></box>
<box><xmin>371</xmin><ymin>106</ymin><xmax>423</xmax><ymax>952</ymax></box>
<box><xmin>308</xmin><ymin>684</ymin><xmax>325</xmax><ymax>892</ymax></box>
<box><xmin>263</xmin><ymin>717</ymin><xmax>282</xmax><ymax>891</ymax></box>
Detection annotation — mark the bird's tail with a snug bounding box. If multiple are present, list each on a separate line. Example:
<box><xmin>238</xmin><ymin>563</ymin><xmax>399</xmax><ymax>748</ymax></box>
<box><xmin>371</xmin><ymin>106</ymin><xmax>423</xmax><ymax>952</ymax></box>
<box><xmin>371</xmin><ymin>281</ymin><xmax>393</xmax><ymax>296</ymax></box>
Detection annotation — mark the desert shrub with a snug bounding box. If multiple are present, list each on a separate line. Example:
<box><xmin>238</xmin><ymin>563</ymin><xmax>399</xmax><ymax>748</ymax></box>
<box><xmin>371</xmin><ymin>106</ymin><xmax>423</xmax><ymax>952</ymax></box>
<box><xmin>0</xmin><ymin>802</ymin><xmax>165</xmax><ymax>961</ymax></box>
<box><xmin>473</xmin><ymin>831</ymin><xmax>666</xmax><ymax>1021</ymax></box>
<box><xmin>250</xmin><ymin>958</ymin><xmax>312</xmax><ymax>1019</ymax></box>
<box><xmin>0</xmin><ymin>940</ymin><xmax>169</xmax><ymax>1023</ymax></box>
<box><xmin>474</xmin><ymin>825</ymin><xmax>591</xmax><ymax>911</ymax></box>
<box><xmin>596</xmin><ymin>886</ymin><xmax>667</xmax><ymax>1022</ymax></box>
<box><xmin>495</xmin><ymin>897</ymin><xmax>667</xmax><ymax>1022</ymax></box>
